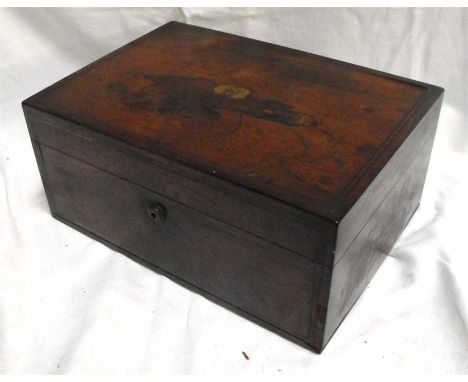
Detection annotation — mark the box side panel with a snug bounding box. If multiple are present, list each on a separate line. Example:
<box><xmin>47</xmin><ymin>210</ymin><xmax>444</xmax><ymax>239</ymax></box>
<box><xmin>323</xmin><ymin>96</ymin><xmax>442</xmax><ymax>347</ymax></box>
<box><xmin>23</xmin><ymin>105</ymin><xmax>336</xmax><ymax>266</ymax></box>
<box><xmin>22</xmin><ymin>106</ymin><xmax>58</xmax><ymax>216</ymax></box>
<box><xmin>335</xmin><ymin>89</ymin><xmax>443</xmax><ymax>265</ymax></box>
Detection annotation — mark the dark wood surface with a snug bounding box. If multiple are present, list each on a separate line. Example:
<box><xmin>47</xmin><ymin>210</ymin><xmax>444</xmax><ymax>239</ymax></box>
<box><xmin>335</xmin><ymin>87</ymin><xmax>443</xmax><ymax>265</ymax></box>
<box><xmin>324</xmin><ymin>95</ymin><xmax>443</xmax><ymax>346</ymax></box>
<box><xmin>22</xmin><ymin>21</ymin><xmax>444</xmax><ymax>352</ymax></box>
<box><xmin>23</xmin><ymin>21</ymin><xmax>442</xmax><ymax>222</ymax></box>
<box><xmin>41</xmin><ymin>144</ymin><xmax>325</xmax><ymax>348</ymax></box>
<box><xmin>25</xmin><ymin>107</ymin><xmax>337</xmax><ymax>266</ymax></box>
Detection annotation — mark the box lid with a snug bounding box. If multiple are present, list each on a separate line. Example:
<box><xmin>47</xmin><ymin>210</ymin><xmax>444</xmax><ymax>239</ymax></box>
<box><xmin>24</xmin><ymin>21</ymin><xmax>443</xmax><ymax>222</ymax></box>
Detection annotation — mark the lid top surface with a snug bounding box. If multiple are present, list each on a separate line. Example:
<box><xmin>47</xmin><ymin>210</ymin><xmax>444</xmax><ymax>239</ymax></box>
<box><xmin>27</xmin><ymin>21</ymin><xmax>435</xmax><ymax>221</ymax></box>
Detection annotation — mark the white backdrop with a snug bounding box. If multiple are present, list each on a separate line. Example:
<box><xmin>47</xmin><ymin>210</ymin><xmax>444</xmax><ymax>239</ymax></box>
<box><xmin>1</xmin><ymin>8</ymin><xmax>467</xmax><ymax>374</ymax></box>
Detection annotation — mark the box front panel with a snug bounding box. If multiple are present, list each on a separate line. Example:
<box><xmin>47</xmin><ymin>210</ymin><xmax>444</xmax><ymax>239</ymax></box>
<box><xmin>25</xmin><ymin>107</ymin><xmax>337</xmax><ymax>266</ymax></box>
<box><xmin>39</xmin><ymin>143</ymin><xmax>325</xmax><ymax>347</ymax></box>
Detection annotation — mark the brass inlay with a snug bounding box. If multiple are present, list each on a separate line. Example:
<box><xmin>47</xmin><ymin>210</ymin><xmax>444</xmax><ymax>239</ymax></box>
<box><xmin>213</xmin><ymin>84</ymin><xmax>250</xmax><ymax>99</ymax></box>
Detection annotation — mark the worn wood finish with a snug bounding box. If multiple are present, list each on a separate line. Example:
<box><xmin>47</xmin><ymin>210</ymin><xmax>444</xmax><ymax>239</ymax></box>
<box><xmin>22</xmin><ymin>21</ymin><xmax>443</xmax><ymax>352</ymax></box>
<box><xmin>25</xmin><ymin>108</ymin><xmax>336</xmax><ymax>266</ymax></box>
<box><xmin>24</xmin><ymin>21</ymin><xmax>438</xmax><ymax>222</ymax></box>
<box><xmin>42</xmin><ymin>145</ymin><xmax>325</xmax><ymax>346</ymax></box>
<box><xmin>324</xmin><ymin>95</ymin><xmax>443</xmax><ymax>346</ymax></box>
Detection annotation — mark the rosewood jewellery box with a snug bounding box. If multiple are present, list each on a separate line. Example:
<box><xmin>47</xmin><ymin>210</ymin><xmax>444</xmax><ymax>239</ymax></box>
<box><xmin>22</xmin><ymin>21</ymin><xmax>444</xmax><ymax>352</ymax></box>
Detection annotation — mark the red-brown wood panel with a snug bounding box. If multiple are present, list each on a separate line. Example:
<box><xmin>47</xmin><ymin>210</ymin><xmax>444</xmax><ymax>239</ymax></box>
<box><xmin>25</xmin><ymin>21</ymin><xmax>436</xmax><ymax>221</ymax></box>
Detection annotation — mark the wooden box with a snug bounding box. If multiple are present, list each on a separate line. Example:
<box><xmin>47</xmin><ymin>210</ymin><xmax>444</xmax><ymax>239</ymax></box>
<box><xmin>22</xmin><ymin>21</ymin><xmax>444</xmax><ymax>352</ymax></box>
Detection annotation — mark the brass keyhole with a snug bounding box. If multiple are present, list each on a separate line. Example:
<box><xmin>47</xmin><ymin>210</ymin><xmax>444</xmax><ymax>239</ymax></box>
<box><xmin>148</xmin><ymin>203</ymin><xmax>167</xmax><ymax>224</ymax></box>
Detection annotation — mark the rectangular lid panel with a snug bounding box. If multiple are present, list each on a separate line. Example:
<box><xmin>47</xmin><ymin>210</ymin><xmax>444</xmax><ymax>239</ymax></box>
<box><xmin>25</xmin><ymin>21</ymin><xmax>430</xmax><ymax>221</ymax></box>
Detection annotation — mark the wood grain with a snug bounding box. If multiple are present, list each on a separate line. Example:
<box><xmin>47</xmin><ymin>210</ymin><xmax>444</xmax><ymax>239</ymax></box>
<box><xmin>22</xmin><ymin>21</ymin><xmax>444</xmax><ymax>352</ymax></box>
<box><xmin>23</xmin><ymin>21</ymin><xmax>440</xmax><ymax>221</ymax></box>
